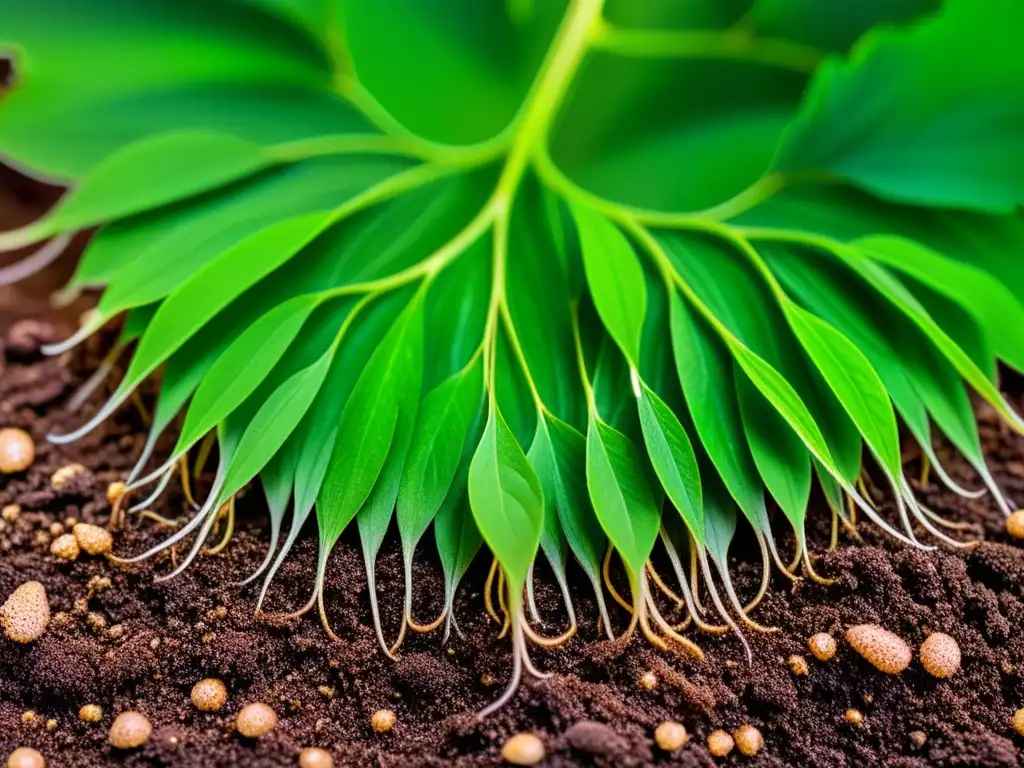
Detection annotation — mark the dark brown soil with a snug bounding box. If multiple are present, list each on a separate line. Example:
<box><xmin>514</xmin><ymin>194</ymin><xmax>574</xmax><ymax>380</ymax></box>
<box><xmin>2</xmin><ymin>165</ymin><xmax>1024</xmax><ymax>765</ymax></box>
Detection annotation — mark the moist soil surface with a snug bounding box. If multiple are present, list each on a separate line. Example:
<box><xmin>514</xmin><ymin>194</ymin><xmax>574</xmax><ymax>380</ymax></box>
<box><xmin>2</xmin><ymin>325</ymin><xmax>1024</xmax><ymax>768</ymax></box>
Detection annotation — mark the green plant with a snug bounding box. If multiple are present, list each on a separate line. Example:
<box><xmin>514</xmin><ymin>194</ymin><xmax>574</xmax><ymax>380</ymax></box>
<box><xmin>2</xmin><ymin>0</ymin><xmax>1023</xmax><ymax>715</ymax></box>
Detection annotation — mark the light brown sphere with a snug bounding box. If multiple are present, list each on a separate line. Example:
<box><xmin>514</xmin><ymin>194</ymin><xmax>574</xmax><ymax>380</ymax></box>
<box><xmin>0</xmin><ymin>428</ymin><xmax>35</xmax><ymax>474</ymax></box>
<box><xmin>106</xmin><ymin>482</ymin><xmax>126</xmax><ymax>505</ymax></box>
<box><xmin>79</xmin><ymin>705</ymin><xmax>103</xmax><ymax>723</ymax></box>
<box><xmin>237</xmin><ymin>703</ymin><xmax>277</xmax><ymax>738</ymax></box>
<box><xmin>1012</xmin><ymin>707</ymin><xmax>1024</xmax><ymax>737</ymax></box>
<box><xmin>846</xmin><ymin>624</ymin><xmax>911</xmax><ymax>674</ymax></box>
<box><xmin>500</xmin><ymin>733</ymin><xmax>545</xmax><ymax>766</ymax></box>
<box><xmin>109</xmin><ymin>711</ymin><xmax>152</xmax><ymax>749</ymax></box>
<box><xmin>370</xmin><ymin>709</ymin><xmax>396</xmax><ymax>733</ymax></box>
<box><xmin>298</xmin><ymin>747</ymin><xmax>334</xmax><ymax>768</ymax></box>
<box><xmin>2</xmin><ymin>504</ymin><xmax>21</xmax><ymax>523</ymax></box>
<box><xmin>845</xmin><ymin>709</ymin><xmax>864</xmax><ymax>727</ymax></box>
<box><xmin>920</xmin><ymin>632</ymin><xmax>961</xmax><ymax>679</ymax></box>
<box><xmin>638</xmin><ymin>671</ymin><xmax>658</xmax><ymax>690</ymax></box>
<box><xmin>50</xmin><ymin>534</ymin><xmax>80</xmax><ymax>562</ymax></box>
<box><xmin>909</xmin><ymin>731</ymin><xmax>928</xmax><ymax>750</ymax></box>
<box><xmin>50</xmin><ymin>463</ymin><xmax>86</xmax><ymax>491</ymax></box>
<box><xmin>2</xmin><ymin>581</ymin><xmax>50</xmax><ymax>643</ymax></box>
<box><xmin>707</xmin><ymin>729</ymin><xmax>734</xmax><ymax>757</ymax></box>
<box><xmin>1007</xmin><ymin>510</ymin><xmax>1024</xmax><ymax>539</ymax></box>
<box><xmin>788</xmin><ymin>654</ymin><xmax>809</xmax><ymax>676</ymax></box>
<box><xmin>809</xmin><ymin>632</ymin><xmax>837</xmax><ymax>662</ymax></box>
<box><xmin>191</xmin><ymin>678</ymin><xmax>228</xmax><ymax>712</ymax></box>
<box><xmin>654</xmin><ymin>721</ymin><xmax>688</xmax><ymax>752</ymax></box>
<box><xmin>72</xmin><ymin>524</ymin><xmax>113</xmax><ymax>556</ymax></box>
<box><xmin>734</xmin><ymin>725</ymin><xmax>763</xmax><ymax>757</ymax></box>
<box><xmin>6</xmin><ymin>747</ymin><xmax>45</xmax><ymax>768</ymax></box>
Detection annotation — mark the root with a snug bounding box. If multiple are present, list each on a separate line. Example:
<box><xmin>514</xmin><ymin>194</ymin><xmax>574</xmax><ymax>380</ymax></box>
<box><xmin>0</xmin><ymin>235</ymin><xmax>72</xmax><ymax>287</ymax></box>
<box><xmin>642</xmin><ymin>574</ymin><xmax>704</xmax><ymax>659</ymax></box>
<box><xmin>180</xmin><ymin>454</ymin><xmax>199</xmax><ymax>509</ymax></box>
<box><xmin>128</xmin><ymin>464</ymin><xmax>176</xmax><ymax>513</ymax></box>
<box><xmin>602</xmin><ymin>546</ymin><xmax>633</xmax><ymax>613</ymax></box>
<box><xmin>484</xmin><ymin>557</ymin><xmax>502</xmax><ymax>625</ymax></box>
<box><xmin>315</xmin><ymin>551</ymin><xmax>341</xmax><ymax>642</ymax></box>
<box><xmin>587</xmin><ymin>572</ymin><xmax>615</xmax><ymax>641</ymax></box>
<box><xmin>646</xmin><ymin>562</ymin><xmax>683</xmax><ymax>605</ymax></box>
<box><xmin>829</xmin><ymin>503</ymin><xmax>839</xmax><ymax>550</ymax></box>
<box><xmin>203</xmin><ymin>497</ymin><xmax>235</xmax><ymax>555</ymax></box>
<box><xmin>129</xmin><ymin>390</ymin><xmax>152</xmax><ymax>426</ymax></box>
<box><xmin>688</xmin><ymin>544</ymin><xmax>707</xmax><ymax>615</ymax></box>
<box><xmin>659</xmin><ymin>530</ymin><xmax>726</xmax><ymax>635</ymax></box>
<box><xmin>496</xmin><ymin>568</ymin><xmax>511</xmax><ymax>639</ymax></box>
<box><xmin>919</xmin><ymin>452</ymin><xmax>931</xmax><ymax>489</ymax></box>
<box><xmin>365</xmin><ymin>555</ymin><xmax>397</xmax><ymax>661</ymax></box>
<box><xmin>800</xmin><ymin>537</ymin><xmax>837</xmax><ymax>585</ymax></box>
<box><xmin>754</xmin><ymin>506</ymin><xmax>800</xmax><ymax>581</ymax></box>
<box><xmin>697</xmin><ymin>549</ymin><xmax>752</xmax><ymax>662</ymax></box>
<box><xmin>67</xmin><ymin>344</ymin><xmax>121</xmax><ymax>412</ymax></box>
<box><xmin>477</xmin><ymin>603</ymin><xmax>549</xmax><ymax>718</ymax></box>
<box><xmin>742</xmin><ymin>531</ymin><xmax>772</xmax><ymax>615</ymax></box>
<box><xmin>526</xmin><ymin>564</ymin><xmax>542</xmax><ymax>624</ymax></box>
<box><xmin>407</xmin><ymin>609</ymin><xmax>446</xmax><ymax>633</ymax></box>
<box><xmin>901</xmin><ymin>481</ymin><xmax>982</xmax><ymax>549</ymax></box>
<box><xmin>194</xmin><ymin>432</ymin><xmax>216</xmax><ymax>479</ymax></box>
<box><xmin>236</xmin><ymin>512</ymin><xmax>282</xmax><ymax>587</ymax></box>
<box><xmin>139</xmin><ymin>510</ymin><xmax>180</xmax><ymax>528</ymax></box>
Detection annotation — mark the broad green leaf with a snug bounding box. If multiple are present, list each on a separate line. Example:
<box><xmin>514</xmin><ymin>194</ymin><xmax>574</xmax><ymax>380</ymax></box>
<box><xmin>84</xmin><ymin>156</ymin><xmax>409</xmax><ymax>307</ymax></box>
<box><xmin>0</xmin><ymin>0</ymin><xmax>331</xmax><ymax>177</ymax></box>
<box><xmin>341</xmin><ymin>0</ymin><xmax>564</xmax><ymax>144</ymax></box>
<box><xmin>701</xmin><ymin>471</ymin><xmax>739</xmax><ymax>569</ymax></box>
<box><xmin>175</xmin><ymin>294</ymin><xmax>320</xmax><ymax>457</ymax></box>
<box><xmin>585</xmin><ymin>417</ymin><xmax>660</xmax><ymax>588</ymax></box>
<box><xmin>662</xmin><ymin>232</ymin><xmax>861</xmax><ymax>482</ymax></box>
<box><xmin>636</xmin><ymin>380</ymin><xmax>704</xmax><ymax>541</ymax></box>
<box><xmin>494</xmin><ymin>329</ymin><xmax>537</xmax><ymax>448</ymax></box>
<box><xmin>857</xmin><ymin>235</ymin><xmax>1024</xmax><ymax>373</ymax></box>
<box><xmin>219</xmin><ymin>348</ymin><xmax>334</xmax><ymax>501</ymax></box>
<box><xmin>736</xmin><ymin>369</ymin><xmax>812</xmax><ymax>530</ymax></box>
<box><xmin>553</xmin><ymin>55</ymin><xmax>806</xmax><ymax>212</ymax></box>
<box><xmin>840</xmin><ymin>241</ymin><xmax>1024</xmax><ymax>432</ymax></box>
<box><xmin>4</xmin><ymin>131</ymin><xmax>273</xmax><ymax>247</ymax></box>
<box><xmin>527</xmin><ymin>419</ymin><xmax>569</xmax><ymax>584</ymax></box>
<box><xmin>468</xmin><ymin>406</ymin><xmax>544</xmax><ymax>591</ymax></box>
<box><xmin>748</xmin><ymin>0</ymin><xmax>937</xmax><ymax>52</ymax></box>
<box><xmin>507</xmin><ymin>180</ymin><xmax>583</xmax><ymax>425</ymax></box>
<box><xmin>397</xmin><ymin>357</ymin><xmax>485</xmax><ymax>555</ymax></box>
<box><xmin>784</xmin><ymin>301</ymin><xmax>901</xmax><ymax>474</ymax></box>
<box><xmin>545</xmin><ymin>414</ymin><xmax>607</xmax><ymax>587</ymax></box>
<box><xmin>668</xmin><ymin>291</ymin><xmax>768</xmax><ymax>530</ymax></box>
<box><xmin>572</xmin><ymin>204</ymin><xmax>646</xmax><ymax>365</ymax></box>
<box><xmin>776</xmin><ymin>0</ymin><xmax>1024</xmax><ymax>213</ymax></box>
<box><xmin>317</xmin><ymin>293</ymin><xmax>426</xmax><ymax>544</ymax></box>
<box><xmin>120</xmin><ymin>211</ymin><xmax>335</xmax><ymax>395</ymax></box>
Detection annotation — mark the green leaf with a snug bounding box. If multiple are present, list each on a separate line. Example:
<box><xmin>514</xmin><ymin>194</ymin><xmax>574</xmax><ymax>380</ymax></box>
<box><xmin>545</xmin><ymin>414</ymin><xmax>607</xmax><ymax>587</ymax></box>
<box><xmin>7</xmin><ymin>131</ymin><xmax>273</xmax><ymax>246</ymax></box>
<box><xmin>219</xmin><ymin>348</ymin><xmax>334</xmax><ymax>500</ymax></box>
<box><xmin>317</xmin><ymin>292</ymin><xmax>426</xmax><ymax>545</ymax></box>
<box><xmin>120</xmin><ymin>211</ymin><xmax>335</xmax><ymax>395</ymax></box>
<box><xmin>668</xmin><ymin>291</ymin><xmax>768</xmax><ymax>530</ymax></box>
<box><xmin>572</xmin><ymin>204</ymin><xmax>647</xmax><ymax>365</ymax></box>
<box><xmin>175</xmin><ymin>294</ymin><xmax>320</xmax><ymax>458</ymax></box>
<box><xmin>748</xmin><ymin>0</ymin><xmax>937</xmax><ymax>53</ymax></box>
<box><xmin>784</xmin><ymin>301</ymin><xmax>901</xmax><ymax>475</ymax></box>
<box><xmin>857</xmin><ymin>235</ymin><xmax>1024</xmax><ymax>374</ymax></box>
<box><xmin>736</xmin><ymin>369</ymin><xmax>812</xmax><ymax>530</ymax></box>
<box><xmin>397</xmin><ymin>356</ymin><xmax>485</xmax><ymax>557</ymax></box>
<box><xmin>553</xmin><ymin>54</ymin><xmax>806</xmax><ymax>212</ymax></box>
<box><xmin>585</xmin><ymin>417</ymin><xmax>660</xmax><ymax>588</ymax></box>
<box><xmin>527</xmin><ymin>419</ymin><xmax>569</xmax><ymax>584</ymax></box>
<box><xmin>468</xmin><ymin>406</ymin><xmax>544</xmax><ymax>591</ymax></box>
<box><xmin>776</xmin><ymin>0</ymin><xmax>1024</xmax><ymax>213</ymax></box>
<box><xmin>434</xmin><ymin>494</ymin><xmax>483</xmax><ymax>629</ymax></box>
<box><xmin>636</xmin><ymin>379</ymin><xmax>704</xmax><ymax>541</ymax></box>
<box><xmin>340</xmin><ymin>0</ymin><xmax>564</xmax><ymax>144</ymax></box>
<box><xmin>84</xmin><ymin>156</ymin><xmax>409</xmax><ymax>309</ymax></box>
<box><xmin>840</xmin><ymin>240</ymin><xmax>1024</xmax><ymax>432</ymax></box>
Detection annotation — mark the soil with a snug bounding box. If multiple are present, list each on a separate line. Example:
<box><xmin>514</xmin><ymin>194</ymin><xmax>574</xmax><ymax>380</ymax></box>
<box><xmin>3</xmin><ymin>179</ymin><xmax>1024</xmax><ymax>767</ymax></box>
